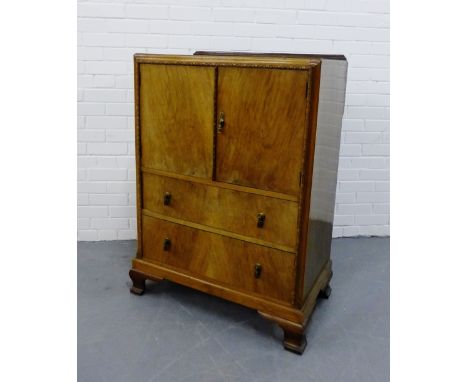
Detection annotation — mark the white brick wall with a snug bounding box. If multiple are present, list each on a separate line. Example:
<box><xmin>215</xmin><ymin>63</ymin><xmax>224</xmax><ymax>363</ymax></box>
<box><xmin>77</xmin><ymin>0</ymin><xmax>390</xmax><ymax>241</ymax></box>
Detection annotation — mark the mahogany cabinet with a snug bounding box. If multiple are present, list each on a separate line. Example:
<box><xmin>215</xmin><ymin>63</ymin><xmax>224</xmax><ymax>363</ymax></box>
<box><xmin>129</xmin><ymin>52</ymin><xmax>348</xmax><ymax>354</ymax></box>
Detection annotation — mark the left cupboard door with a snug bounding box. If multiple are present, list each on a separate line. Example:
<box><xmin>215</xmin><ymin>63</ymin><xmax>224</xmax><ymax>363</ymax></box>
<box><xmin>139</xmin><ymin>64</ymin><xmax>215</xmax><ymax>179</ymax></box>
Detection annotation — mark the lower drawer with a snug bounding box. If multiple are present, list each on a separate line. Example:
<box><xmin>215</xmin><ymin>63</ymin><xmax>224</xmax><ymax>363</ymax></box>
<box><xmin>142</xmin><ymin>215</ymin><xmax>296</xmax><ymax>303</ymax></box>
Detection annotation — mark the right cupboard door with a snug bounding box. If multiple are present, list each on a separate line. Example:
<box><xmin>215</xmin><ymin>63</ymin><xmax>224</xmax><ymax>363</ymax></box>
<box><xmin>216</xmin><ymin>67</ymin><xmax>309</xmax><ymax>196</ymax></box>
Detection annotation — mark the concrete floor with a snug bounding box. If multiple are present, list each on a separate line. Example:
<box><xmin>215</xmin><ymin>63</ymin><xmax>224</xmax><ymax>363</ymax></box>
<box><xmin>78</xmin><ymin>237</ymin><xmax>389</xmax><ymax>382</ymax></box>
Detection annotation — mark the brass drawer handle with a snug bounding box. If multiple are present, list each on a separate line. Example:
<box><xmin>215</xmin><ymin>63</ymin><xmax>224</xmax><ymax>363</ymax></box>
<box><xmin>163</xmin><ymin>192</ymin><xmax>172</xmax><ymax>206</ymax></box>
<box><xmin>163</xmin><ymin>238</ymin><xmax>171</xmax><ymax>251</ymax></box>
<box><xmin>254</xmin><ymin>263</ymin><xmax>262</xmax><ymax>278</ymax></box>
<box><xmin>217</xmin><ymin>111</ymin><xmax>225</xmax><ymax>133</ymax></box>
<box><xmin>257</xmin><ymin>213</ymin><xmax>266</xmax><ymax>228</ymax></box>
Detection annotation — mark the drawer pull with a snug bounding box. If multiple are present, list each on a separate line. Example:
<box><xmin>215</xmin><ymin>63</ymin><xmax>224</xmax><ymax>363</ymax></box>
<box><xmin>163</xmin><ymin>237</ymin><xmax>171</xmax><ymax>251</ymax></box>
<box><xmin>257</xmin><ymin>213</ymin><xmax>266</xmax><ymax>228</ymax></box>
<box><xmin>217</xmin><ymin>111</ymin><xmax>225</xmax><ymax>133</ymax></box>
<box><xmin>254</xmin><ymin>263</ymin><xmax>262</xmax><ymax>278</ymax></box>
<box><xmin>163</xmin><ymin>192</ymin><xmax>172</xmax><ymax>206</ymax></box>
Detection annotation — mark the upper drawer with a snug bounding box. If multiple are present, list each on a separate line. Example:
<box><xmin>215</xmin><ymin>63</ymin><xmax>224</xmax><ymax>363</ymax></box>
<box><xmin>142</xmin><ymin>172</ymin><xmax>298</xmax><ymax>251</ymax></box>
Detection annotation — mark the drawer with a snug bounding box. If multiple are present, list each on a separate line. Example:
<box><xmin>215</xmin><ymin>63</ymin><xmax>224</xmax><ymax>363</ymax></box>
<box><xmin>142</xmin><ymin>215</ymin><xmax>296</xmax><ymax>303</ymax></box>
<box><xmin>142</xmin><ymin>172</ymin><xmax>298</xmax><ymax>250</ymax></box>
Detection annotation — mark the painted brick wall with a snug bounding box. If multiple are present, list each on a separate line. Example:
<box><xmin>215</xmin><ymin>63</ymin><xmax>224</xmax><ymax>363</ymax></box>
<box><xmin>77</xmin><ymin>0</ymin><xmax>389</xmax><ymax>241</ymax></box>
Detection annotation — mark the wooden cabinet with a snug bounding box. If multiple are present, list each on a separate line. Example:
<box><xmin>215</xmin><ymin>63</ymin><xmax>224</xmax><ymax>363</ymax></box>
<box><xmin>130</xmin><ymin>52</ymin><xmax>348</xmax><ymax>354</ymax></box>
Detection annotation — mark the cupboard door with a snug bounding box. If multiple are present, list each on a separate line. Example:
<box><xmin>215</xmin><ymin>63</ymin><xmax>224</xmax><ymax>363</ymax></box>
<box><xmin>139</xmin><ymin>64</ymin><xmax>215</xmax><ymax>178</ymax></box>
<box><xmin>216</xmin><ymin>67</ymin><xmax>309</xmax><ymax>195</ymax></box>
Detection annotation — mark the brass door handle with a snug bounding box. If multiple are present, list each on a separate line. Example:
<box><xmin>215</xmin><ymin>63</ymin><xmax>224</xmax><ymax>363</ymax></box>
<box><xmin>163</xmin><ymin>238</ymin><xmax>171</xmax><ymax>251</ymax></box>
<box><xmin>164</xmin><ymin>192</ymin><xmax>172</xmax><ymax>206</ymax></box>
<box><xmin>254</xmin><ymin>263</ymin><xmax>262</xmax><ymax>278</ymax></box>
<box><xmin>257</xmin><ymin>213</ymin><xmax>266</xmax><ymax>228</ymax></box>
<box><xmin>217</xmin><ymin>111</ymin><xmax>225</xmax><ymax>133</ymax></box>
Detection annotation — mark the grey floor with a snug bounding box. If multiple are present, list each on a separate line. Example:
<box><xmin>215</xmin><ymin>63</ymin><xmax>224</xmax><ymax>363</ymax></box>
<box><xmin>78</xmin><ymin>238</ymin><xmax>389</xmax><ymax>382</ymax></box>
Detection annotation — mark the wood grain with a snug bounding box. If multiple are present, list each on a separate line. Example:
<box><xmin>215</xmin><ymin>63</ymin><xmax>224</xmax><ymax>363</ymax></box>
<box><xmin>134</xmin><ymin>53</ymin><xmax>317</xmax><ymax>69</ymax></box>
<box><xmin>134</xmin><ymin>58</ymin><xmax>143</xmax><ymax>258</ymax></box>
<box><xmin>139</xmin><ymin>64</ymin><xmax>214</xmax><ymax>178</ymax></box>
<box><xmin>141</xmin><ymin>167</ymin><xmax>298</xmax><ymax>202</ymax></box>
<box><xmin>142</xmin><ymin>172</ymin><xmax>299</xmax><ymax>249</ymax></box>
<box><xmin>141</xmin><ymin>214</ymin><xmax>296</xmax><ymax>303</ymax></box>
<box><xmin>295</xmin><ymin>65</ymin><xmax>322</xmax><ymax>304</ymax></box>
<box><xmin>132</xmin><ymin>258</ymin><xmax>303</xmax><ymax>319</ymax></box>
<box><xmin>216</xmin><ymin>67</ymin><xmax>308</xmax><ymax>195</ymax></box>
<box><xmin>142</xmin><ymin>209</ymin><xmax>295</xmax><ymax>253</ymax></box>
<box><xmin>194</xmin><ymin>51</ymin><xmax>347</xmax><ymax>61</ymax></box>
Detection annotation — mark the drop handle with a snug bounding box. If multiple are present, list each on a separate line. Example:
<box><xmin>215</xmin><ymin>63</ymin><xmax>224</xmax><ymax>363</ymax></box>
<box><xmin>217</xmin><ymin>111</ymin><xmax>225</xmax><ymax>133</ymax></box>
<box><xmin>163</xmin><ymin>192</ymin><xmax>172</xmax><ymax>206</ymax></box>
<box><xmin>254</xmin><ymin>263</ymin><xmax>262</xmax><ymax>279</ymax></box>
<box><xmin>257</xmin><ymin>213</ymin><xmax>266</xmax><ymax>228</ymax></box>
<box><xmin>163</xmin><ymin>238</ymin><xmax>171</xmax><ymax>251</ymax></box>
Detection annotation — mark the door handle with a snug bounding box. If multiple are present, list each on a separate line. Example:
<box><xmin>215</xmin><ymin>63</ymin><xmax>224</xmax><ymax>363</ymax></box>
<box><xmin>217</xmin><ymin>111</ymin><xmax>225</xmax><ymax>133</ymax></box>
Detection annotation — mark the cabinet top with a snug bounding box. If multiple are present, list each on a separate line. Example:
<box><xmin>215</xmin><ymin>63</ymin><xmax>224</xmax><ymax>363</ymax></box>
<box><xmin>194</xmin><ymin>51</ymin><xmax>347</xmax><ymax>62</ymax></box>
<box><xmin>133</xmin><ymin>53</ymin><xmax>321</xmax><ymax>70</ymax></box>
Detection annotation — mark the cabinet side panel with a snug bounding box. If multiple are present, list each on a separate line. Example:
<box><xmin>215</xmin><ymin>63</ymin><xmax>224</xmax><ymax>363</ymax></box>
<box><xmin>303</xmin><ymin>59</ymin><xmax>348</xmax><ymax>297</ymax></box>
<box><xmin>134</xmin><ymin>58</ymin><xmax>143</xmax><ymax>258</ymax></box>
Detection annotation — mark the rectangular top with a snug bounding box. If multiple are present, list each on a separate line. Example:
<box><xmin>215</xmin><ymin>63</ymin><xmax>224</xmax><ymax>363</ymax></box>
<box><xmin>194</xmin><ymin>51</ymin><xmax>347</xmax><ymax>61</ymax></box>
<box><xmin>134</xmin><ymin>53</ymin><xmax>320</xmax><ymax>70</ymax></box>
